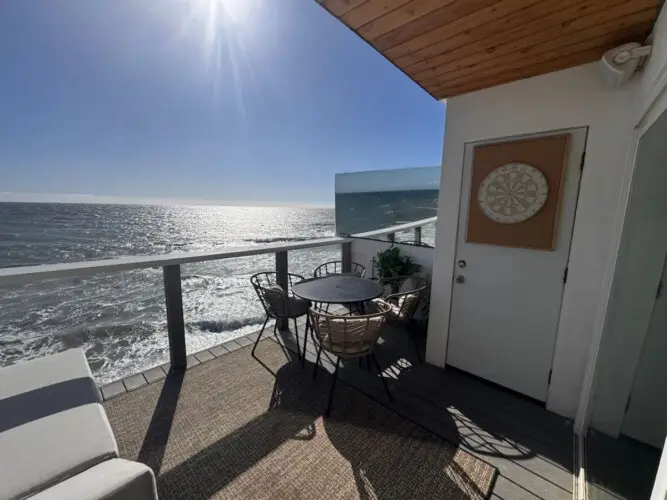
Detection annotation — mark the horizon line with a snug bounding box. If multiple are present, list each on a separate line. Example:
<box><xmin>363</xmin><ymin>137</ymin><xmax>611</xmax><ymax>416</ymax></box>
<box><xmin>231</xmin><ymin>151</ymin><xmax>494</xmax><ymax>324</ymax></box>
<box><xmin>0</xmin><ymin>192</ymin><xmax>334</xmax><ymax>209</ymax></box>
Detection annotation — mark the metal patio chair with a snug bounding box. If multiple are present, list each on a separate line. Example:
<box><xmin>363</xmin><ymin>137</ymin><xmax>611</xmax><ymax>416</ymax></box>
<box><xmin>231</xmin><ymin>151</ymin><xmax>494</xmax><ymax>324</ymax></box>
<box><xmin>313</xmin><ymin>261</ymin><xmax>366</xmax><ymax>278</ymax></box>
<box><xmin>250</xmin><ymin>271</ymin><xmax>309</xmax><ymax>359</ymax></box>
<box><xmin>308</xmin><ymin>299</ymin><xmax>392</xmax><ymax>416</ymax></box>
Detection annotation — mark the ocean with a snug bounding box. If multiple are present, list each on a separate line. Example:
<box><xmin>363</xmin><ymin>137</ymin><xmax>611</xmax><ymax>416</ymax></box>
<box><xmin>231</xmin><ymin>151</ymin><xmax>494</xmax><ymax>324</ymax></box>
<box><xmin>335</xmin><ymin>190</ymin><xmax>439</xmax><ymax>235</ymax></box>
<box><xmin>0</xmin><ymin>200</ymin><xmax>436</xmax><ymax>384</ymax></box>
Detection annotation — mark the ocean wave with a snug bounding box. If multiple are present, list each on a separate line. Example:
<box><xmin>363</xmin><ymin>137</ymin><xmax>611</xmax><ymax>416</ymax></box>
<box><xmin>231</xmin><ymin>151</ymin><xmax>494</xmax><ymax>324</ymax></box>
<box><xmin>249</xmin><ymin>236</ymin><xmax>320</xmax><ymax>244</ymax></box>
<box><xmin>189</xmin><ymin>316</ymin><xmax>264</xmax><ymax>333</ymax></box>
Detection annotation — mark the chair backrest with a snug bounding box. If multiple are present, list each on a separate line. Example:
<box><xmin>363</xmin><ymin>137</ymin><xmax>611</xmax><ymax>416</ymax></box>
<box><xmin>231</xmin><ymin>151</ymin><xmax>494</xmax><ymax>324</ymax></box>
<box><xmin>250</xmin><ymin>272</ymin><xmax>304</xmax><ymax>318</ymax></box>
<box><xmin>382</xmin><ymin>276</ymin><xmax>430</xmax><ymax>321</ymax></box>
<box><xmin>308</xmin><ymin>299</ymin><xmax>390</xmax><ymax>358</ymax></box>
<box><xmin>313</xmin><ymin>261</ymin><xmax>366</xmax><ymax>279</ymax></box>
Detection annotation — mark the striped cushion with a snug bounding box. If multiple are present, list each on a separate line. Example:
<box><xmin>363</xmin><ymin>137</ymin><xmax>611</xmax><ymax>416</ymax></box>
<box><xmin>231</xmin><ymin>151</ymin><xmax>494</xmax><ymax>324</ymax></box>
<box><xmin>316</xmin><ymin>316</ymin><xmax>385</xmax><ymax>356</ymax></box>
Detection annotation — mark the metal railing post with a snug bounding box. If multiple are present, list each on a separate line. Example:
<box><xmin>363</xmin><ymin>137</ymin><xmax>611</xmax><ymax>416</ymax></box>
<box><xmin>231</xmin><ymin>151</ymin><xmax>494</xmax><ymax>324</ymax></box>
<box><xmin>341</xmin><ymin>242</ymin><xmax>352</xmax><ymax>273</ymax></box>
<box><xmin>163</xmin><ymin>264</ymin><xmax>187</xmax><ymax>370</ymax></box>
<box><xmin>414</xmin><ymin>226</ymin><xmax>422</xmax><ymax>245</ymax></box>
<box><xmin>387</xmin><ymin>232</ymin><xmax>396</xmax><ymax>242</ymax></box>
<box><xmin>275</xmin><ymin>251</ymin><xmax>289</xmax><ymax>330</ymax></box>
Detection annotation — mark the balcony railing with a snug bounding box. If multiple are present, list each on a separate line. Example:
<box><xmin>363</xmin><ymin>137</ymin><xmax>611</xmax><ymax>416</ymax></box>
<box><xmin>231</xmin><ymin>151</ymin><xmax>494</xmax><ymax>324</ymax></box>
<box><xmin>0</xmin><ymin>217</ymin><xmax>436</xmax><ymax>372</ymax></box>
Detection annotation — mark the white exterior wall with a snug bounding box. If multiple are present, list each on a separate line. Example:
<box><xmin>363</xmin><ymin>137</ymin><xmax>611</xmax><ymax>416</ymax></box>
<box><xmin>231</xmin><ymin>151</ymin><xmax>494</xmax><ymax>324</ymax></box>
<box><xmin>426</xmin><ymin>62</ymin><xmax>640</xmax><ymax>419</ymax></box>
<box><xmin>350</xmin><ymin>239</ymin><xmax>434</xmax><ymax>282</ymax></box>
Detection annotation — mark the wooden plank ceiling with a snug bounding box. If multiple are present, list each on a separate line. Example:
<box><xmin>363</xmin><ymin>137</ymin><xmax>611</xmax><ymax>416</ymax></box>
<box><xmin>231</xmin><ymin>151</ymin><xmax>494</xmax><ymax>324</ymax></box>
<box><xmin>316</xmin><ymin>0</ymin><xmax>660</xmax><ymax>99</ymax></box>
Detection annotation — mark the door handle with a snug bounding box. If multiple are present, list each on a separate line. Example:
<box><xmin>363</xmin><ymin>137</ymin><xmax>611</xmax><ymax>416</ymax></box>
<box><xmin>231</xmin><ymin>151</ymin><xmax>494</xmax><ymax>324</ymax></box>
<box><xmin>456</xmin><ymin>275</ymin><xmax>466</xmax><ymax>284</ymax></box>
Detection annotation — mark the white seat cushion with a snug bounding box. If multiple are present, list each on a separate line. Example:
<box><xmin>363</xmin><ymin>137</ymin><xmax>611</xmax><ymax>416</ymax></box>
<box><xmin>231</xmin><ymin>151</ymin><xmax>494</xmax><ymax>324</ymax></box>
<box><xmin>30</xmin><ymin>459</ymin><xmax>157</xmax><ymax>500</ymax></box>
<box><xmin>398</xmin><ymin>277</ymin><xmax>418</xmax><ymax>293</ymax></box>
<box><xmin>0</xmin><ymin>349</ymin><xmax>118</xmax><ymax>500</ymax></box>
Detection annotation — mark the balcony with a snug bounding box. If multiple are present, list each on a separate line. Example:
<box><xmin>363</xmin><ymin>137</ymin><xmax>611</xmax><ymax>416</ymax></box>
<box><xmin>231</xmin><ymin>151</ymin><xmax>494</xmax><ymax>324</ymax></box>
<box><xmin>0</xmin><ymin>217</ymin><xmax>576</xmax><ymax>499</ymax></box>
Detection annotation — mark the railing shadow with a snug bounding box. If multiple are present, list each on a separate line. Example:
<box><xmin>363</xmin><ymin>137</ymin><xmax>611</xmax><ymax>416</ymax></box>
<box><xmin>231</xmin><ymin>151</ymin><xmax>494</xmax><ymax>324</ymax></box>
<box><xmin>137</xmin><ymin>369</ymin><xmax>184</xmax><ymax>474</ymax></box>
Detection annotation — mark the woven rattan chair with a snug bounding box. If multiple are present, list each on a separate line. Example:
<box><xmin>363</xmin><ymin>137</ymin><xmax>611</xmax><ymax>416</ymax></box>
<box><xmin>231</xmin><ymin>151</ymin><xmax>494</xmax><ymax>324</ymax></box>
<box><xmin>378</xmin><ymin>276</ymin><xmax>430</xmax><ymax>362</ymax></box>
<box><xmin>313</xmin><ymin>261</ymin><xmax>366</xmax><ymax>278</ymax></box>
<box><xmin>250</xmin><ymin>272</ymin><xmax>309</xmax><ymax>358</ymax></box>
<box><xmin>308</xmin><ymin>299</ymin><xmax>392</xmax><ymax>416</ymax></box>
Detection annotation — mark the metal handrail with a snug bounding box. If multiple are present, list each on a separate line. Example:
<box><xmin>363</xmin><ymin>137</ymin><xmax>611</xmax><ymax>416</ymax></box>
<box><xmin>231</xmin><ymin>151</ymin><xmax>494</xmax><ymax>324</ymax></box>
<box><xmin>0</xmin><ymin>237</ymin><xmax>349</xmax><ymax>286</ymax></box>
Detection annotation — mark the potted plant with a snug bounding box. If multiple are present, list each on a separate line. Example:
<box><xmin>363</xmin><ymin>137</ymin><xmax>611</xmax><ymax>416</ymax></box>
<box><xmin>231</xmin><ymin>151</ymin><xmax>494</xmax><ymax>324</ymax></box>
<box><xmin>374</xmin><ymin>246</ymin><xmax>422</xmax><ymax>293</ymax></box>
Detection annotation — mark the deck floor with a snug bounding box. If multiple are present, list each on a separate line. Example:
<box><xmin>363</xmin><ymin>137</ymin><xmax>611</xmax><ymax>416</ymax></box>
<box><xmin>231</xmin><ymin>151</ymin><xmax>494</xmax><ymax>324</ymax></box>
<box><xmin>586</xmin><ymin>430</ymin><xmax>660</xmax><ymax>499</ymax></box>
<box><xmin>101</xmin><ymin>315</ymin><xmax>575</xmax><ymax>499</ymax></box>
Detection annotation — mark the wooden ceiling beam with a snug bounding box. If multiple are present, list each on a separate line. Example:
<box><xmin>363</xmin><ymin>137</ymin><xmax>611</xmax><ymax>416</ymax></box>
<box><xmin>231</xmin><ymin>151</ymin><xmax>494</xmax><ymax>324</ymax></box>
<box><xmin>390</xmin><ymin>0</ymin><xmax>586</xmax><ymax>66</ymax></box>
<box><xmin>416</xmin><ymin>5</ymin><xmax>655</xmax><ymax>86</ymax></box>
<box><xmin>375</xmin><ymin>0</ymin><xmax>534</xmax><ymax>56</ymax></box>
<box><xmin>341</xmin><ymin>0</ymin><xmax>414</xmax><ymax>29</ymax></box>
<box><xmin>315</xmin><ymin>0</ymin><xmax>661</xmax><ymax>100</ymax></box>
<box><xmin>408</xmin><ymin>0</ymin><xmax>637</xmax><ymax>79</ymax></box>
<box><xmin>434</xmin><ymin>46</ymin><xmax>609</xmax><ymax>98</ymax></box>
<box><xmin>426</xmin><ymin>23</ymin><xmax>651</xmax><ymax>94</ymax></box>
<box><xmin>318</xmin><ymin>0</ymin><xmax>367</xmax><ymax>17</ymax></box>
<box><xmin>357</xmin><ymin>0</ymin><xmax>457</xmax><ymax>41</ymax></box>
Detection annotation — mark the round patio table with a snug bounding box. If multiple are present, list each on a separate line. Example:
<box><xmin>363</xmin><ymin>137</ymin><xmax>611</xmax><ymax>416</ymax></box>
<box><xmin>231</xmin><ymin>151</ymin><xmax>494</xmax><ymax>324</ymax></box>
<box><xmin>292</xmin><ymin>275</ymin><xmax>383</xmax><ymax>306</ymax></box>
<box><xmin>292</xmin><ymin>275</ymin><xmax>384</xmax><ymax>362</ymax></box>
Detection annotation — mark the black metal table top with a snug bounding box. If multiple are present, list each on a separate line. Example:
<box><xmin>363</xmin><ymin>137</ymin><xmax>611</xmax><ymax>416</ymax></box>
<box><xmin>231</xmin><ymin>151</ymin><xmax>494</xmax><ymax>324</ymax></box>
<box><xmin>292</xmin><ymin>275</ymin><xmax>383</xmax><ymax>304</ymax></box>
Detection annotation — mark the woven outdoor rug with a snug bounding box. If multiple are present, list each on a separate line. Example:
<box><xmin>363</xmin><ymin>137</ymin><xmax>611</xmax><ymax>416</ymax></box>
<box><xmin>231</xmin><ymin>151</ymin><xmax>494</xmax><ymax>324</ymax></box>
<box><xmin>104</xmin><ymin>340</ymin><xmax>496</xmax><ymax>500</ymax></box>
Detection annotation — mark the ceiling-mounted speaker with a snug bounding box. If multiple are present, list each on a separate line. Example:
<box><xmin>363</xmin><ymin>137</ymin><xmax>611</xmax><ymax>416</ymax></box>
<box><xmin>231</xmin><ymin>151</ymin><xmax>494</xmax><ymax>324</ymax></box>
<box><xmin>600</xmin><ymin>42</ymin><xmax>652</xmax><ymax>88</ymax></box>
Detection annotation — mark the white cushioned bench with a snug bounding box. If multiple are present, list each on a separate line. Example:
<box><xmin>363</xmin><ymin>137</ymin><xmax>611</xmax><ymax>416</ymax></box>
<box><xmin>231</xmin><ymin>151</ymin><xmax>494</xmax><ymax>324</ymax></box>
<box><xmin>0</xmin><ymin>349</ymin><xmax>157</xmax><ymax>500</ymax></box>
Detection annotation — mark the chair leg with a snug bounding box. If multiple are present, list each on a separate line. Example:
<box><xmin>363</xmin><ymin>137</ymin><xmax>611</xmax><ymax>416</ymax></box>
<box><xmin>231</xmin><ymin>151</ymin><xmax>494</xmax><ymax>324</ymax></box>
<box><xmin>371</xmin><ymin>353</ymin><xmax>392</xmax><ymax>402</ymax></box>
<box><xmin>301</xmin><ymin>315</ymin><xmax>310</xmax><ymax>367</ymax></box>
<box><xmin>313</xmin><ymin>344</ymin><xmax>323</xmax><ymax>379</ymax></box>
<box><xmin>325</xmin><ymin>357</ymin><xmax>341</xmax><ymax>418</ymax></box>
<box><xmin>251</xmin><ymin>316</ymin><xmax>271</xmax><ymax>358</ymax></box>
<box><xmin>293</xmin><ymin>318</ymin><xmax>301</xmax><ymax>361</ymax></box>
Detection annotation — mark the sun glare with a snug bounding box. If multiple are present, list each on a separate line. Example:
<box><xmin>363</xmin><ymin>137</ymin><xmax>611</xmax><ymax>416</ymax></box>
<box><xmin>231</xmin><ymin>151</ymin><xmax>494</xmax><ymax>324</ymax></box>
<box><xmin>195</xmin><ymin>0</ymin><xmax>260</xmax><ymax>28</ymax></box>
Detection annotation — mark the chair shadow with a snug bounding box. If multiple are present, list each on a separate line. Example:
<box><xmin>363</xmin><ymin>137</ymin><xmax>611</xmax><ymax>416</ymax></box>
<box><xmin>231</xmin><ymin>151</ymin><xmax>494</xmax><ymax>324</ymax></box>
<box><xmin>265</xmin><ymin>327</ymin><xmax>489</xmax><ymax>499</ymax></box>
<box><xmin>133</xmin><ymin>333</ymin><xmax>491</xmax><ymax>500</ymax></box>
<box><xmin>320</xmin><ymin>376</ymin><xmax>490</xmax><ymax>500</ymax></box>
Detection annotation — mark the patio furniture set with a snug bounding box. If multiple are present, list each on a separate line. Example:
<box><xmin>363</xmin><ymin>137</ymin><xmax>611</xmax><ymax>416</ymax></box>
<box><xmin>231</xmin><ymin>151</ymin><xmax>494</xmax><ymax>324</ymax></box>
<box><xmin>250</xmin><ymin>260</ymin><xmax>430</xmax><ymax>416</ymax></box>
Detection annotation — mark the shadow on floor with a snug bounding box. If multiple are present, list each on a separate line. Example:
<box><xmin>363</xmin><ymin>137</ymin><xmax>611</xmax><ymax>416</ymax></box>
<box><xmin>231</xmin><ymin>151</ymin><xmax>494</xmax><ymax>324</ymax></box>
<box><xmin>109</xmin><ymin>337</ymin><xmax>494</xmax><ymax>500</ymax></box>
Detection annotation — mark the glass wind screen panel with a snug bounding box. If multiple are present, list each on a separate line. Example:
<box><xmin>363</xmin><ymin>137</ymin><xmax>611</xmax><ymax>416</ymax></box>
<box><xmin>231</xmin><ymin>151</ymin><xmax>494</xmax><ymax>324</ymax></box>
<box><xmin>334</xmin><ymin>167</ymin><xmax>440</xmax><ymax>235</ymax></box>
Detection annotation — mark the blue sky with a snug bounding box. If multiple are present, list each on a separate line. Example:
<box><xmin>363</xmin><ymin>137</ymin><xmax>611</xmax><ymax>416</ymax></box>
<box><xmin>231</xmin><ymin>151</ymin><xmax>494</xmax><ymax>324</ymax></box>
<box><xmin>0</xmin><ymin>0</ymin><xmax>445</xmax><ymax>206</ymax></box>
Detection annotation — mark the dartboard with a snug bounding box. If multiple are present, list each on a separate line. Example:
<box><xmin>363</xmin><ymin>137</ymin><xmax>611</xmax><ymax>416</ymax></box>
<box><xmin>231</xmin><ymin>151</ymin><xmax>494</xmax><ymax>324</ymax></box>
<box><xmin>477</xmin><ymin>163</ymin><xmax>548</xmax><ymax>224</ymax></box>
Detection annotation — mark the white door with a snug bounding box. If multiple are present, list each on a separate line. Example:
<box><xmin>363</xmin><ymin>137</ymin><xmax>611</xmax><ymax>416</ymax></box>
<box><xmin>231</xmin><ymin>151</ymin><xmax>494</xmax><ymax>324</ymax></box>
<box><xmin>622</xmin><ymin>256</ymin><xmax>667</xmax><ymax>448</ymax></box>
<box><xmin>447</xmin><ymin>128</ymin><xmax>586</xmax><ymax>401</ymax></box>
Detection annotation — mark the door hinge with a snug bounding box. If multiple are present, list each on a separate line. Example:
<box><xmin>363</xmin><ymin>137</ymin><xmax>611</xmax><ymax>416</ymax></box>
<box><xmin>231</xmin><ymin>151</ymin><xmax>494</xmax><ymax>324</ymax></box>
<box><xmin>657</xmin><ymin>279</ymin><xmax>664</xmax><ymax>299</ymax></box>
<box><xmin>625</xmin><ymin>396</ymin><xmax>632</xmax><ymax>414</ymax></box>
<box><xmin>548</xmin><ymin>369</ymin><xmax>553</xmax><ymax>385</ymax></box>
<box><xmin>563</xmin><ymin>267</ymin><xmax>569</xmax><ymax>284</ymax></box>
<box><xmin>580</xmin><ymin>152</ymin><xmax>586</xmax><ymax>170</ymax></box>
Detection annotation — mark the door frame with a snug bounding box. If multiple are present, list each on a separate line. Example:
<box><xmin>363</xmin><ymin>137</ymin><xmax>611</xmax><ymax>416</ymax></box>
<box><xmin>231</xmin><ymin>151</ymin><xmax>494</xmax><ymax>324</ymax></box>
<box><xmin>444</xmin><ymin>128</ymin><xmax>587</xmax><ymax>402</ymax></box>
